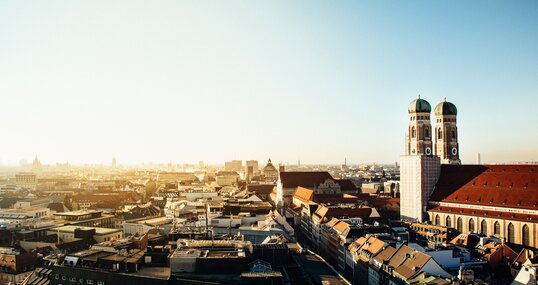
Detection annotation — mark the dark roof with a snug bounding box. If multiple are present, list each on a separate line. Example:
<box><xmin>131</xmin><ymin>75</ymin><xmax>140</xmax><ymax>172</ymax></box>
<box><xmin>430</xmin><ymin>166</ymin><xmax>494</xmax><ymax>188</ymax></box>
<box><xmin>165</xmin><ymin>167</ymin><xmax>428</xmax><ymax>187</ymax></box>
<box><xmin>0</xmin><ymin>198</ymin><xmax>20</xmax><ymax>209</ymax></box>
<box><xmin>434</xmin><ymin>101</ymin><xmax>457</xmax><ymax>116</ymax></box>
<box><xmin>336</xmin><ymin>179</ymin><xmax>358</xmax><ymax>191</ymax></box>
<box><xmin>279</xmin><ymin>171</ymin><xmax>333</xmax><ymax>188</ymax></box>
<box><xmin>430</xmin><ymin>164</ymin><xmax>538</xmax><ymax>210</ymax></box>
<box><xmin>48</xmin><ymin>202</ymin><xmax>67</xmax><ymax>213</ymax></box>
<box><xmin>408</xmin><ymin>98</ymin><xmax>431</xmax><ymax>113</ymax></box>
<box><xmin>247</xmin><ymin>184</ymin><xmax>275</xmax><ymax>195</ymax></box>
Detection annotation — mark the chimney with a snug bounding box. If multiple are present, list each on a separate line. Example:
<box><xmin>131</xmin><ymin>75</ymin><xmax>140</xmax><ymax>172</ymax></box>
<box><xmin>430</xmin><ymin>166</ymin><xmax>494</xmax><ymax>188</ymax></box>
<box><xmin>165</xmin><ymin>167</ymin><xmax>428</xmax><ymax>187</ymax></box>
<box><xmin>279</xmin><ymin>165</ymin><xmax>285</xmax><ymax>173</ymax></box>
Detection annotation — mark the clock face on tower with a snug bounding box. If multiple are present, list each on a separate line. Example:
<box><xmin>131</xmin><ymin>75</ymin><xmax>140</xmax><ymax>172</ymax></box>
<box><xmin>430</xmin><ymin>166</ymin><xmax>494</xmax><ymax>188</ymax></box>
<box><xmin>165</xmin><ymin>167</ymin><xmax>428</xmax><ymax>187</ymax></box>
<box><xmin>425</xmin><ymin>147</ymin><xmax>432</xmax><ymax>155</ymax></box>
<box><xmin>451</xmin><ymin>147</ymin><xmax>458</xmax><ymax>156</ymax></box>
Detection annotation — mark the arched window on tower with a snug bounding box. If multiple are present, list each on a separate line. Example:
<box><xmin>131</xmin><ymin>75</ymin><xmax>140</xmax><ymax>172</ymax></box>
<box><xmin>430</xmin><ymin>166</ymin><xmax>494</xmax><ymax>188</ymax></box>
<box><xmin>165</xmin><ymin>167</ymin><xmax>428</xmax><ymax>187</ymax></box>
<box><xmin>452</xmin><ymin>130</ymin><xmax>456</xmax><ymax>140</ymax></box>
<box><xmin>457</xmin><ymin>218</ymin><xmax>463</xmax><ymax>232</ymax></box>
<box><xmin>481</xmin><ymin>220</ymin><xmax>488</xmax><ymax>236</ymax></box>
<box><xmin>446</xmin><ymin>216</ymin><xmax>451</xmax><ymax>228</ymax></box>
<box><xmin>507</xmin><ymin>223</ymin><xmax>515</xmax><ymax>243</ymax></box>
<box><xmin>435</xmin><ymin>215</ymin><xmax>440</xmax><ymax>225</ymax></box>
<box><xmin>522</xmin><ymin>225</ymin><xmax>530</xmax><ymax>246</ymax></box>
<box><xmin>411</xmin><ymin>127</ymin><xmax>416</xmax><ymax>138</ymax></box>
<box><xmin>469</xmin><ymin>219</ymin><xmax>475</xmax><ymax>232</ymax></box>
<box><xmin>494</xmin><ymin>222</ymin><xmax>501</xmax><ymax>236</ymax></box>
<box><xmin>424</xmin><ymin>127</ymin><xmax>429</xmax><ymax>139</ymax></box>
<box><xmin>438</xmin><ymin>128</ymin><xmax>442</xmax><ymax>140</ymax></box>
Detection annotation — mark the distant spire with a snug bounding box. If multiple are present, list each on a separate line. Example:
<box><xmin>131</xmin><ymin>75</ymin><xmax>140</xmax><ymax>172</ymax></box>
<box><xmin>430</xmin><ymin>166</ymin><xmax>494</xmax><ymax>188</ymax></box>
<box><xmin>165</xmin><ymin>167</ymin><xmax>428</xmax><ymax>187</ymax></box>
<box><xmin>444</xmin><ymin>97</ymin><xmax>447</xmax><ymax>102</ymax></box>
<box><xmin>418</xmin><ymin>94</ymin><xmax>421</xmax><ymax>99</ymax></box>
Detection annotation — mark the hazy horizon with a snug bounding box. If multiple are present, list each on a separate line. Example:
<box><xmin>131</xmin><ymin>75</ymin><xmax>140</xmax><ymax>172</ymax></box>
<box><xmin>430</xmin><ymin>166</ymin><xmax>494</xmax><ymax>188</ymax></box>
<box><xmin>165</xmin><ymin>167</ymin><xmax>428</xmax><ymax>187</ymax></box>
<box><xmin>1</xmin><ymin>1</ymin><xmax>537</xmax><ymax>165</ymax></box>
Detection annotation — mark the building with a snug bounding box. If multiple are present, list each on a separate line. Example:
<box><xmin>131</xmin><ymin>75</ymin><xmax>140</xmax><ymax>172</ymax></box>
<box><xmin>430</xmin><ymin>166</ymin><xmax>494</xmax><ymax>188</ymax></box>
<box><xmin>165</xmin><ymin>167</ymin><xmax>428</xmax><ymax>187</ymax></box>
<box><xmin>47</xmin><ymin>226</ymin><xmax>123</xmax><ymax>243</ymax></box>
<box><xmin>276</xmin><ymin>171</ymin><xmax>333</xmax><ymax>211</ymax></box>
<box><xmin>400</xmin><ymin>97</ymin><xmax>442</xmax><ymax>222</ymax></box>
<box><xmin>224</xmin><ymin>160</ymin><xmax>242</xmax><ymax>172</ymax></box>
<box><xmin>400</xmin><ymin>97</ymin><xmax>538</xmax><ymax>249</ymax></box>
<box><xmin>245</xmin><ymin>160</ymin><xmax>259</xmax><ymax>181</ymax></box>
<box><xmin>262</xmin><ymin>158</ymin><xmax>279</xmax><ymax>183</ymax></box>
<box><xmin>215</xmin><ymin>171</ymin><xmax>240</xmax><ymax>186</ymax></box>
<box><xmin>428</xmin><ymin>165</ymin><xmax>538</xmax><ymax>248</ymax></box>
<box><xmin>0</xmin><ymin>247</ymin><xmax>40</xmax><ymax>284</ymax></box>
<box><xmin>53</xmin><ymin>210</ymin><xmax>115</xmax><ymax>228</ymax></box>
<box><xmin>15</xmin><ymin>172</ymin><xmax>37</xmax><ymax>189</ymax></box>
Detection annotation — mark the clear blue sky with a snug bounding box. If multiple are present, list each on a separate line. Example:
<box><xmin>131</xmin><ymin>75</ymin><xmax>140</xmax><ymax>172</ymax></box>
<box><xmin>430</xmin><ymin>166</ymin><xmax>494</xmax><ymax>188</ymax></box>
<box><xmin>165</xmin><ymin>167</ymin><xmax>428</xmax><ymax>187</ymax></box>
<box><xmin>0</xmin><ymin>1</ymin><xmax>537</xmax><ymax>165</ymax></box>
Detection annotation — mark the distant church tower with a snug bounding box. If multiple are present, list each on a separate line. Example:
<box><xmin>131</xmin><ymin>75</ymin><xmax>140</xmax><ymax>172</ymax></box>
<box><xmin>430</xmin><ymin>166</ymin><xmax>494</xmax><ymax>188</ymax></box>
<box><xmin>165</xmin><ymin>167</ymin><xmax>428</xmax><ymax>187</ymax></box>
<box><xmin>434</xmin><ymin>100</ymin><xmax>461</xmax><ymax>164</ymax></box>
<box><xmin>400</xmin><ymin>97</ymin><xmax>441</xmax><ymax>222</ymax></box>
<box><xmin>407</xmin><ymin>96</ymin><xmax>433</xmax><ymax>156</ymax></box>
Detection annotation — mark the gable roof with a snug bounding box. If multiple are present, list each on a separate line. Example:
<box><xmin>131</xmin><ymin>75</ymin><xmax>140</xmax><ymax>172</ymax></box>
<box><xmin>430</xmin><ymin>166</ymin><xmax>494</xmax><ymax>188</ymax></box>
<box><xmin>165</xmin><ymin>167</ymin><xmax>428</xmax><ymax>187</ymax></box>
<box><xmin>373</xmin><ymin>245</ymin><xmax>397</xmax><ymax>264</ymax></box>
<box><xmin>247</xmin><ymin>184</ymin><xmax>275</xmax><ymax>195</ymax></box>
<box><xmin>279</xmin><ymin>171</ymin><xmax>333</xmax><ymax>188</ymax></box>
<box><xmin>430</xmin><ymin>164</ymin><xmax>538</xmax><ymax>210</ymax></box>
<box><xmin>294</xmin><ymin>187</ymin><xmax>314</xmax><ymax>202</ymax></box>
<box><xmin>394</xmin><ymin>250</ymin><xmax>431</xmax><ymax>279</ymax></box>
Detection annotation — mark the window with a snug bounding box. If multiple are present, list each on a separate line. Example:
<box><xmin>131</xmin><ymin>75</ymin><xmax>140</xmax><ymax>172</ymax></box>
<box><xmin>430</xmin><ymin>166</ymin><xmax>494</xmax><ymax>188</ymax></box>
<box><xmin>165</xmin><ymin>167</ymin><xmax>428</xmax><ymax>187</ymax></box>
<box><xmin>446</xmin><ymin>216</ymin><xmax>451</xmax><ymax>228</ymax></box>
<box><xmin>411</xmin><ymin>127</ymin><xmax>416</xmax><ymax>138</ymax></box>
<box><xmin>494</xmin><ymin>222</ymin><xmax>501</xmax><ymax>236</ymax></box>
<box><xmin>522</xmin><ymin>225</ymin><xmax>530</xmax><ymax>246</ymax></box>
<box><xmin>97</xmin><ymin>282</ymin><xmax>105</xmax><ymax>285</ymax></box>
<box><xmin>438</xmin><ymin>128</ymin><xmax>442</xmax><ymax>139</ymax></box>
<box><xmin>55</xmin><ymin>274</ymin><xmax>59</xmax><ymax>280</ymax></box>
<box><xmin>507</xmin><ymin>223</ymin><xmax>515</xmax><ymax>243</ymax></box>
<box><xmin>424</xmin><ymin>127</ymin><xmax>429</xmax><ymax>139</ymax></box>
<box><xmin>435</xmin><ymin>215</ymin><xmax>440</xmax><ymax>225</ymax></box>
<box><xmin>457</xmin><ymin>218</ymin><xmax>463</xmax><ymax>232</ymax></box>
<box><xmin>469</xmin><ymin>219</ymin><xmax>475</xmax><ymax>232</ymax></box>
<box><xmin>481</xmin><ymin>220</ymin><xmax>487</xmax><ymax>235</ymax></box>
<box><xmin>452</xmin><ymin>130</ymin><xmax>456</xmax><ymax>139</ymax></box>
<box><xmin>62</xmin><ymin>276</ymin><xmax>66</xmax><ymax>281</ymax></box>
<box><xmin>70</xmin><ymin>277</ymin><xmax>76</xmax><ymax>282</ymax></box>
<box><xmin>87</xmin><ymin>280</ymin><xmax>94</xmax><ymax>285</ymax></box>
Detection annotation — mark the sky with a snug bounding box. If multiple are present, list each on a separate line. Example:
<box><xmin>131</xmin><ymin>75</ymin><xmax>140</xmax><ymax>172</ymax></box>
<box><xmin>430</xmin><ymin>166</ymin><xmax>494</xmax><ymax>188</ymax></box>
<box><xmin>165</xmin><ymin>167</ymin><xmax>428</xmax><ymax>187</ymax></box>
<box><xmin>0</xmin><ymin>1</ymin><xmax>537</xmax><ymax>165</ymax></box>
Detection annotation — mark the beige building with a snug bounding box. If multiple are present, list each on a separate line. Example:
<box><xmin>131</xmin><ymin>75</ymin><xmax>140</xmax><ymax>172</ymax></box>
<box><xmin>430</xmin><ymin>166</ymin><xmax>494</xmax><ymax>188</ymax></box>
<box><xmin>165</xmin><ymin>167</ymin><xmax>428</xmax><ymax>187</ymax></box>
<box><xmin>15</xmin><ymin>172</ymin><xmax>37</xmax><ymax>189</ymax></box>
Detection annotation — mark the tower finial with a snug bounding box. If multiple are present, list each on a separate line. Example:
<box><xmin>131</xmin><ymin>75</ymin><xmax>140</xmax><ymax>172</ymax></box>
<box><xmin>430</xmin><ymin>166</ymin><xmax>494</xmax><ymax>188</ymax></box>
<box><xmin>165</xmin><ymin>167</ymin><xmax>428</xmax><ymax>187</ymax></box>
<box><xmin>418</xmin><ymin>94</ymin><xmax>421</xmax><ymax>99</ymax></box>
<box><xmin>444</xmin><ymin>97</ymin><xmax>446</xmax><ymax>102</ymax></box>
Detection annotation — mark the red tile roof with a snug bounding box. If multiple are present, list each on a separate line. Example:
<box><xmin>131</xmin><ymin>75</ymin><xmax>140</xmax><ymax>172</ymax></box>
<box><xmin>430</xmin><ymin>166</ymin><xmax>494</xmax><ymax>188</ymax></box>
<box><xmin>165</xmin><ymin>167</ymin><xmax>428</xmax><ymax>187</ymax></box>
<box><xmin>430</xmin><ymin>164</ymin><xmax>538</xmax><ymax>210</ymax></box>
<box><xmin>279</xmin><ymin>171</ymin><xmax>333</xmax><ymax>188</ymax></box>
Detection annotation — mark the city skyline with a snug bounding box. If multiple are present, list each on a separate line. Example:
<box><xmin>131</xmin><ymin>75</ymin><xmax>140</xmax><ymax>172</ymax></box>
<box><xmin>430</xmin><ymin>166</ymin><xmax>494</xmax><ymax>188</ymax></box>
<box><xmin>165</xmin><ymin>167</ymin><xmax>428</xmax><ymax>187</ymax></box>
<box><xmin>1</xmin><ymin>1</ymin><xmax>537</xmax><ymax>165</ymax></box>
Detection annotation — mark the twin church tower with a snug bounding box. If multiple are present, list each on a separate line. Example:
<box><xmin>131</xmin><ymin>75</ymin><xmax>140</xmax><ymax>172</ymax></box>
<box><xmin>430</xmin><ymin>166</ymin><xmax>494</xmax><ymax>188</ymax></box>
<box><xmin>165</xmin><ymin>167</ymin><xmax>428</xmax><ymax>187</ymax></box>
<box><xmin>406</xmin><ymin>96</ymin><xmax>460</xmax><ymax>164</ymax></box>
<box><xmin>400</xmin><ymin>97</ymin><xmax>460</xmax><ymax>222</ymax></box>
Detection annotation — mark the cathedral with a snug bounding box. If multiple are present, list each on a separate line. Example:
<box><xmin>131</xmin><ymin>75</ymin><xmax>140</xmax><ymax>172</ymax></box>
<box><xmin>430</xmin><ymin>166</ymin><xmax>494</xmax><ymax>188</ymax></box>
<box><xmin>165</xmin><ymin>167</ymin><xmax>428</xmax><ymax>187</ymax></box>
<box><xmin>400</xmin><ymin>97</ymin><xmax>537</xmax><ymax>248</ymax></box>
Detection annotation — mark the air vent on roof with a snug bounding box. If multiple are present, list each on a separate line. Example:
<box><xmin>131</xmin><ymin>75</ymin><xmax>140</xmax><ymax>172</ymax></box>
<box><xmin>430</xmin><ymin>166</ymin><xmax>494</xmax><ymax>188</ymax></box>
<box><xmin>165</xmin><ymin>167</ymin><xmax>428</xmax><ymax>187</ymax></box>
<box><xmin>524</xmin><ymin>183</ymin><xmax>528</xmax><ymax>188</ymax></box>
<box><xmin>483</xmin><ymin>182</ymin><xmax>488</xmax><ymax>187</ymax></box>
<box><xmin>496</xmin><ymin>182</ymin><xmax>500</xmax><ymax>187</ymax></box>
